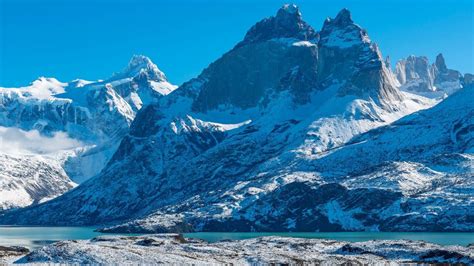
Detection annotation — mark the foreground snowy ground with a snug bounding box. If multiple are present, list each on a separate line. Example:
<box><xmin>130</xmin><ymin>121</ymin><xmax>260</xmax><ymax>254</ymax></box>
<box><xmin>6</xmin><ymin>234</ymin><xmax>473</xmax><ymax>264</ymax></box>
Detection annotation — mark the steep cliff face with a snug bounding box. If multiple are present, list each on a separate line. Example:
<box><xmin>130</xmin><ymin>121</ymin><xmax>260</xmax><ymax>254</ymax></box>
<box><xmin>189</xmin><ymin>4</ymin><xmax>319</xmax><ymax>112</ymax></box>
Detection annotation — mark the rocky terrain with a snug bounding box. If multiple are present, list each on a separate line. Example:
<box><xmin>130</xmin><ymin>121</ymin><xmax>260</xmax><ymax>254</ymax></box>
<box><xmin>10</xmin><ymin>234</ymin><xmax>474</xmax><ymax>265</ymax></box>
<box><xmin>0</xmin><ymin>246</ymin><xmax>29</xmax><ymax>265</ymax></box>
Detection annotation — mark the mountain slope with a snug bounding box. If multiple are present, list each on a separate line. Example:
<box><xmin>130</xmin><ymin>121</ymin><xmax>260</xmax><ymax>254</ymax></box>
<box><xmin>0</xmin><ymin>153</ymin><xmax>76</xmax><ymax>211</ymax></box>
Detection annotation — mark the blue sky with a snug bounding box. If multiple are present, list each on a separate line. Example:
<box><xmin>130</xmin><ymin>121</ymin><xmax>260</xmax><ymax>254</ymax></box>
<box><xmin>0</xmin><ymin>0</ymin><xmax>473</xmax><ymax>87</ymax></box>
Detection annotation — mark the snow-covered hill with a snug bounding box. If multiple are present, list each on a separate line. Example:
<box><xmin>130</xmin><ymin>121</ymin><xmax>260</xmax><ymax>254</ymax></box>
<box><xmin>0</xmin><ymin>56</ymin><xmax>176</xmax><ymax>210</ymax></box>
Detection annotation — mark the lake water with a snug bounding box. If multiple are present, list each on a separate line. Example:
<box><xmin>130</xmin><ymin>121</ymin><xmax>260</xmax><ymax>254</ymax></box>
<box><xmin>0</xmin><ymin>227</ymin><xmax>472</xmax><ymax>249</ymax></box>
<box><xmin>185</xmin><ymin>232</ymin><xmax>474</xmax><ymax>246</ymax></box>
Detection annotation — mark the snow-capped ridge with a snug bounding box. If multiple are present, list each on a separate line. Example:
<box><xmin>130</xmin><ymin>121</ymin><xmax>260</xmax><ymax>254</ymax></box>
<box><xmin>0</xmin><ymin>54</ymin><xmax>177</xmax><ymax>203</ymax></box>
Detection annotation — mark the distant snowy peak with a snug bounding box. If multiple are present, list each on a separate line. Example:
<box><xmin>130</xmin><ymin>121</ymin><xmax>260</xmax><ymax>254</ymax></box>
<box><xmin>395</xmin><ymin>53</ymin><xmax>464</xmax><ymax>97</ymax></box>
<box><xmin>237</xmin><ymin>4</ymin><xmax>317</xmax><ymax>48</ymax></box>
<box><xmin>110</xmin><ymin>55</ymin><xmax>168</xmax><ymax>82</ymax></box>
<box><xmin>0</xmin><ymin>55</ymin><xmax>175</xmax><ymax>184</ymax></box>
<box><xmin>106</xmin><ymin>55</ymin><xmax>177</xmax><ymax>110</ymax></box>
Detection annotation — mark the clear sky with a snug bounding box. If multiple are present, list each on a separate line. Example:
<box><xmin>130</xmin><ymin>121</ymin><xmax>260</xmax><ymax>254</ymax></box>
<box><xmin>1</xmin><ymin>0</ymin><xmax>473</xmax><ymax>87</ymax></box>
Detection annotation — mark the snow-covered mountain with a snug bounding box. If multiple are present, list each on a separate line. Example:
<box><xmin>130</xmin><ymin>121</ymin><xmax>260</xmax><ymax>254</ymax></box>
<box><xmin>0</xmin><ymin>153</ymin><xmax>76</xmax><ymax>211</ymax></box>
<box><xmin>0</xmin><ymin>5</ymin><xmax>471</xmax><ymax>232</ymax></box>
<box><xmin>0</xmin><ymin>56</ymin><xmax>176</xmax><ymax>210</ymax></box>
<box><xmin>395</xmin><ymin>53</ymin><xmax>464</xmax><ymax>98</ymax></box>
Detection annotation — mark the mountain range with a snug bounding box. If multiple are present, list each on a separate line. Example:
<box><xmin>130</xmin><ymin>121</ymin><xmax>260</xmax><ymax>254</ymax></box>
<box><xmin>0</xmin><ymin>4</ymin><xmax>472</xmax><ymax>232</ymax></box>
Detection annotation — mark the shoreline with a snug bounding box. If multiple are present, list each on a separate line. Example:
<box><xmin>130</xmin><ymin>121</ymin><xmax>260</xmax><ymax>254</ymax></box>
<box><xmin>4</xmin><ymin>234</ymin><xmax>473</xmax><ymax>264</ymax></box>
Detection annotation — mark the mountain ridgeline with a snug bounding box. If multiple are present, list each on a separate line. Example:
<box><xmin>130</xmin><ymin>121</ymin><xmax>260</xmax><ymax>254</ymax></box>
<box><xmin>0</xmin><ymin>5</ymin><xmax>472</xmax><ymax>232</ymax></box>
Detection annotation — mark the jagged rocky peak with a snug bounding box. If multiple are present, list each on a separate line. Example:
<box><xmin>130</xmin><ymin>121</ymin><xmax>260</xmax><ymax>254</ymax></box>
<box><xmin>395</xmin><ymin>55</ymin><xmax>432</xmax><ymax>85</ymax></box>
<box><xmin>395</xmin><ymin>54</ymin><xmax>463</xmax><ymax>96</ymax></box>
<box><xmin>238</xmin><ymin>3</ymin><xmax>317</xmax><ymax>47</ymax></box>
<box><xmin>434</xmin><ymin>53</ymin><xmax>447</xmax><ymax>72</ymax></box>
<box><xmin>332</xmin><ymin>8</ymin><xmax>353</xmax><ymax>26</ymax></box>
<box><xmin>432</xmin><ymin>53</ymin><xmax>462</xmax><ymax>85</ymax></box>
<box><xmin>317</xmin><ymin>9</ymin><xmax>401</xmax><ymax>102</ymax></box>
<box><xmin>319</xmin><ymin>8</ymin><xmax>370</xmax><ymax>48</ymax></box>
<box><xmin>189</xmin><ymin>4</ymin><xmax>321</xmax><ymax>112</ymax></box>
<box><xmin>111</xmin><ymin>55</ymin><xmax>167</xmax><ymax>82</ymax></box>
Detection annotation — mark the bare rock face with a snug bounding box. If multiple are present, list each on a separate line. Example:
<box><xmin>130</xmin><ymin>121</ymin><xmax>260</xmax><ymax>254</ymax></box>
<box><xmin>395</xmin><ymin>56</ymin><xmax>434</xmax><ymax>92</ymax></box>
<box><xmin>432</xmin><ymin>53</ymin><xmax>463</xmax><ymax>93</ymax></box>
<box><xmin>395</xmin><ymin>53</ymin><xmax>463</xmax><ymax>96</ymax></box>
<box><xmin>190</xmin><ymin>4</ymin><xmax>319</xmax><ymax>112</ymax></box>
<box><xmin>190</xmin><ymin>7</ymin><xmax>402</xmax><ymax>113</ymax></box>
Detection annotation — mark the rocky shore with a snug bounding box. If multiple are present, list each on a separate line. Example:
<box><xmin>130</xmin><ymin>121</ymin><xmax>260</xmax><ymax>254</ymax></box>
<box><xmin>8</xmin><ymin>234</ymin><xmax>474</xmax><ymax>265</ymax></box>
<box><xmin>0</xmin><ymin>246</ymin><xmax>29</xmax><ymax>265</ymax></box>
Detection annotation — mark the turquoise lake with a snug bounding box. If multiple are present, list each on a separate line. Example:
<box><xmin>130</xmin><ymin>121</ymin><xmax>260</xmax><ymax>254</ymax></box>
<box><xmin>0</xmin><ymin>227</ymin><xmax>472</xmax><ymax>249</ymax></box>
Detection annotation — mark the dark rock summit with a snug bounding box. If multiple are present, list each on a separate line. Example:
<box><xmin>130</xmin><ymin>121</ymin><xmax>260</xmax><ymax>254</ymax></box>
<box><xmin>237</xmin><ymin>4</ymin><xmax>318</xmax><ymax>48</ymax></box>
<box><xmin>186</xmin><ymin>4</ymin><xmax>321</xmax><ymax>111</ymax></box>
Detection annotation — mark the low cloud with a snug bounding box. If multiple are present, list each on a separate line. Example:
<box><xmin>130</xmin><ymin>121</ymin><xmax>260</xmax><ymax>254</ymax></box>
<box><xmin>0</xmin><ymin>126</ymin><xmax>83</xmax><ymax>155</ymax></box>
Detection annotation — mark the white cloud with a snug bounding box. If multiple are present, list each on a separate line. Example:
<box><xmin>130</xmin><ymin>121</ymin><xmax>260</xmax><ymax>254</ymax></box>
<box><xmin>0</xmin><ymin>126</ymin><xmax>83</xmax><ymax>155</ymax></box>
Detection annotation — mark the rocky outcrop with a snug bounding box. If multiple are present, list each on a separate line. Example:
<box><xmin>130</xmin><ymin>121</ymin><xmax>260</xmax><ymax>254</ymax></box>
<box><xmin>0</xmin><ymin>246</ymin><xmax>29</xmax><ymax>264</ymax></box>
<box><xmin>395</xmin><ymin>53</ymin><xmax>464</xmax><ymax>97</ymax></box>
